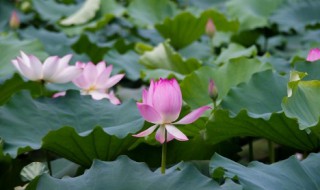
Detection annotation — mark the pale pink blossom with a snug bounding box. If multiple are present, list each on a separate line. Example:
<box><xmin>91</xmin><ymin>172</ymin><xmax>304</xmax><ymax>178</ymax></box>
<box><xmin>12</xmin><ymin>51</ymin><xmax>82</xmax><ymax>83</ymax></box>
<box><xmin>133</xmin><ymin>78</ymin><xmax>211</xmax><ymax>144</ymax></box>
<box><xmin>72</xmin><ymin>61</ymin><xmax>124</xmax><ymax>104</ymax></box>
<box><xmin>306</xmin><ymin>48</ymin><xmax>320</xmax><ymax>62</ymax></box>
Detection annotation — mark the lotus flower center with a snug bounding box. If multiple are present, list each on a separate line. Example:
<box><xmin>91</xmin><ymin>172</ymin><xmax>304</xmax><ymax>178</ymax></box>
<box><xmin>85</xmin><ymin>85</ymin><xmax>96</xmax><ymax>93</ymax></box>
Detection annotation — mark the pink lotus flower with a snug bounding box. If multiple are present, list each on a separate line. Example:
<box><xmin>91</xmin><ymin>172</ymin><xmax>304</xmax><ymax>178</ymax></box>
<box><xmin>12</xmin><ymin>51</ymin><xmax>81</xmax><ymax>83</ymax></box>
<box><xmin>133</xmin><ymin>78</ymin><xmax>211</xmax><ymax>144</ymax></box>
<box><xmin>306</xmin><ymin>48</ymin><xmax>320</xmax><ymax>62</ymax></box>
<box><xmin>72</xmin><ymin>61</ymin><xmax>124</xmax><ymax>104</ymax></box>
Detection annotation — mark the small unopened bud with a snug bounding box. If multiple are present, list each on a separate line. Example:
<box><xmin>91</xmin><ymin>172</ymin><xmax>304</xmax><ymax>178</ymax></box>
<box><xmin>9</xmin><ymin>11</ymin><xmax>20</xmax><ymax>30</ymax></box>
<box><xmin>205</xmin><ymin>19</ymin><xmax>215</xmax><ymax>38</ymax></box>
<box><xmin>208</xmin><ymin>79</ymin><xmax>218</xmax><ymax>101</ymax></box>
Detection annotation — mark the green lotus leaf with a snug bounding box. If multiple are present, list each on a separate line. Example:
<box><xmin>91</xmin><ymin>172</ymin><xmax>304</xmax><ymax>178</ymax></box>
<box><xmin>210</xmin><ymin>153</ymin><xmax>320</xmax><ymax>189</ymax></box>
<box><xmin>31</xmin><ymin>156</ymin><xmax>241</xmax><ymax>190</ymax></box>
<box><xmin>0</xmin><ymin>74</ymin><xmax>41</xmax><ymax>106</ymax></box>
<box><xmin>294</xmin><ymin>60</ymin><xmax>320</xmax><ymax>81</ymax></box>
<box><xmin>205</xmin><ymin>109</ymin><xmax>319</xmax><ymax>151</ymax></box>
<box><xmin>215</xmin><ymin>43</ymin><xmax>257</xmax><ymax>64</ymax></box>
<box><xmin>282</xmin><ymin>80</ymin><xmax>320</xmax><ymax>131</ymax></box>
<box><xmin>104</xmin><ymin>50</ymin><xmax>143</xmax><ymax>81</ymax></box>
<box><xmin>155</xmin><ymin>10</ymin><xmax>239</xmax><ymax>49</ymax></box>
<box><xmin>180</xmin><ymin>57</ymin><xmax>271</xmax><ymax>109</ymax></box>
<box><xmin>0</xmin><ymin>91</ymin><xmax>144</xmax><ymax>157</ymax></box>
<box><xmin>42</xmin><ymin>127</ymin><xmax>136</xmax><ymax>167</ymax></box>
<box><xmin>128</xmin><ymin>135</ymin><xmax>241</xmax><ymax>168</ymax></box>
<box><xmin>271</xmin><ymin>0</ymin><xmax>320</xmax><ymax>32</ymax></box>
<box><xmin>19</xmin><ymin>27</ymin><xmax>78</xmax><ymax>56</ymax></box>
<box><xmin>139</xmin><ymin>41</ymin><xmax>201</xmax><ymax>80</ymax></box>
<box><xmin>127</xmin><ymin>0</ymin><xmax>178</xmax><ymax>27</ymax></box>
<box><xmin>32</xmin><ymin>0</ymin><xmax>80</xmax><ymax>23</ymax></box>
<box><xmin>227</xmin><ymin>0</ymin><xmax>284</xmax><ymax>30</ymax></box>
<box><xmin>221</xmin><ymin>70</ymin><xmax>288</xmax><ymax>118</ymax></box>
<box><xmin>57</xmin><ymin>0</ymin><xmax>125</xmax><ymax>36</ymax></box>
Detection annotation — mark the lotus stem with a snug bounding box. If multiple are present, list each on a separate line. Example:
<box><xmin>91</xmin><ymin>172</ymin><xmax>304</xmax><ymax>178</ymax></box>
<box><xmin>161</xmin><ymin>129</ymin><xmax>167</xmax><ymax>174</ymax></box>
<box><xmin>248</xmin><ymin>138</ymin><xmax>254</xmax><ymax>161</ymax></box>
<box><xmin>40</xmin><ymin>80</ymin><xmax>45</xmax><ymax>96</ymax></box>
<box><xmin>268</xmin><ymin>140</ymin><xmax>275</xmax><ymax>163</ymax></box>
<box><xmin>46</xmin><ymin>150</ymin><xmax>52</xmax><ymax>176</ymax></box>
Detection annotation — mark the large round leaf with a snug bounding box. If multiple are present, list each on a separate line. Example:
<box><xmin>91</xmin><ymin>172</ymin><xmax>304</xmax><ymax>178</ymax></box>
<box><xmin>0</xmin><ymin>74</ymin><xmax>41</xmax><ymax>106</ymax></box>
<box><xmin>155</xmin><ymin>10</ymin><xmax>239</xmax><ymax>49</ymax></box>
<box><xmin>32</xmin><ymin>0</ymin><xmax>81</xmax><ymax>23</ymax></box>
<box><xmin>282</xmin><ymin>80</ymin><xmax>320</xmax><ymax>131</ymax></box>
<box><xmin>271</xmin><ymin>0</ymin><xmax>320</xmax><ymax>32</ymax></box>
<box><xmin>32</xmin><ymin>156</ymin><xmax>241</xmax><ymax>190</ymax></box>
<box><xmin>215</xmin><ymin>43</ymin><xmax>257</xmax><ymax>64</ymax></box>
<box><xmin>226</xmin><ymin>0</ymin><xmax>284</xmax><ymax>30</ymax></box>
<box><xmin>127</xmin><ymin>0</ymin><xmax>178</xmax><ymax>27</ymax></box>
<box><xmin>221</xmin><ymin>70</ymin><xmax>288</xmax><ymax>118</ymax></box>
<box><xmin>210</xmin><ymin>153</ymin><xmax>320</xmax><ymax>189</ymax></box>
<box><xmin>294</xmin><ymin>60</ymin><xmax>320</xmax><ymax>81</ymax></box>
<box><xmin>139</xmin><ymin>41</ymin><xmax>201</xmax><ymax>80</ymax></box>
<box><xmin>0</xmin><ymin>91</ymin><xmax>144</xmax><ymax>157</ymax></box>
<box><xmin>104</xmin><ymin>50</ymin><xmax>143</xmax><ymax>81</ymax></box>
<box><xmin>180</xmin><ymin>57</ymin><xmax>271</xmax><ymax>109</ymax></box>
<box><xmin>205</xmin><ymin>110</ymin><xmax>319</xmax><ymax>151</ymax></box>
<box><xmin>42</xmin><ymin>127</ymin><xmax>136</xmax><ymax>167</ymax></box>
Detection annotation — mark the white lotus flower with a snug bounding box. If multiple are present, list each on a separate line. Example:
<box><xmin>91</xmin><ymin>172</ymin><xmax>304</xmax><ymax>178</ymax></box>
<box><xmin>12</xmin><ymin>51</ymin><xmax>82</xmax><ymax>83</ymax></box>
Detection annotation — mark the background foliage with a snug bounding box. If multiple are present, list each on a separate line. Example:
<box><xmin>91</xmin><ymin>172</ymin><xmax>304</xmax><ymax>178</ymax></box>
<box><xmin>1</xmin><ymin>0</ymin><xmax>320</xmax><ymax>189</ymax></box>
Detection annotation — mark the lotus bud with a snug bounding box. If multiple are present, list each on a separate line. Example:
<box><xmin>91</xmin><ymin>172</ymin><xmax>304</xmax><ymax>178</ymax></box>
<box><xmin>208</xmin><ymin>79</ymin><xmax>218</xmax><ymax>101</ymax></box>
<box><xmin>205</xmin><ymin>19</ymin><xmax>216</xmax><ymax>38</ymax></box>
<box><xmin>9</xmin><ymin>11</ymin><xmax>20</xmax><ymax>30</ymax></box>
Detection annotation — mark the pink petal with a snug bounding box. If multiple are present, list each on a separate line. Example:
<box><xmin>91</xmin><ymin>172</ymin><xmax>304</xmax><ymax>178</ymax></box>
<box><xmin>96</xmin><ymin>61</ymin><xmax>107</xmax><ymax>75</ymax></box>
<box><xmin>146</xmin><ymin>80</ymin><xmax>155</xmax><ymax>105</ymax></box>
<box><xmin>75</xmin><ymin>61</ymin><xmax>86</xmax><ymax>69</ymax></box>
<box><xmin>152</xmin><ymin>78</ymin><xmax>182</xmax><ymax>123</ymax></box>
<box><xmin>56</xmin><ymin>54</ymin><xmax>72</xmax><ymax>72</ymax></box>
<box><xmin>20</xmin><ymin>51</ymin><xmax>31</xmax><ymax>67</ymax></box>
<box><xmin>83</xmin><ymin>62</ymin><xmax>97</xmax><ymax>84</ymax></box>
<box><xmin>12</xmin><ymin>59</ymin><xmax>23</xmax><ymax>75</ymax></box>
<box><xmin>137</xmin><ymin>103</ymin><xmax>162</xmax><ymax>124</ymax></box>
<box><xmin>306</xmin><ymin>48</ymin><xmax>320</xmax><ymax>62</ymax></box>
<box><xmin>103</xmin><ymin>74</ymin><xmax>125</xmax><ymax>89</ymax></box>
<box><xmin>73</xmin><ymin>75</ymin><xmax>91</xmax><ymax>89</ymax></box>
<box><xmin>165</xmin><ymin>124</ymin><xmax>188</xmax><ymax>141</ymax></box>
<box><xmin>155</xmin><ymin>126</ymin><xmax>166</xmax><ymax>144</ymax></box>
<box><xmin>103</xmin><ymin>74</ymin><xmax>124</xmax><ymax>89</ymax></box>
<box><xmin>106</xmin><ymin>90</ymin><xmax>121</xmax><ymax>105</ymax></box>
<box><xmin>174</xmin><ymin>106</ymin><xmax>211</xmax><ymax>125</ymax></box>
<box><xmin>42</xmin><ymin>56</ymin><xmax>59</xmax><ymax>80</ymax></box>
<box><xmin>88</xmin><ymin>90</ymin><xmax>109</xmax><ymax>100</ymax></box>
<box><xmin>166</xmin><ymin>132</ymin><xmax>175</xmax><ymax>142</ymax></box>
<box><xmin>132</xmin><ymin>124</ymin><xmax>158</xmax><ymax>137</ymax></box>
<box><xmin>95</xmin><ymin>68</ymin><xmax>111</xmax><ymax>89</ymax></box>
<box><xmin>28</xmin><ymin>55</ymin><xmax>43</xmax><ymax>79</ymax></box>
<box><xmin>52</xmin><ymin>66</ymin><xmax>82</xmax><ymax>83</ymax></box>
<box><xmin>142</xmin><ymin>89</ymin><xmax>148</xmax><ymax>104</ymax></box>
<box><xmin>52</xmin><ymin>91</ymin><xmax>66</xmax><ymax>98</ymax></box>
<box><xmin>15</xmin><ymin>57</ymin><xmax>38</xmax><ymax>80</ymax></box>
